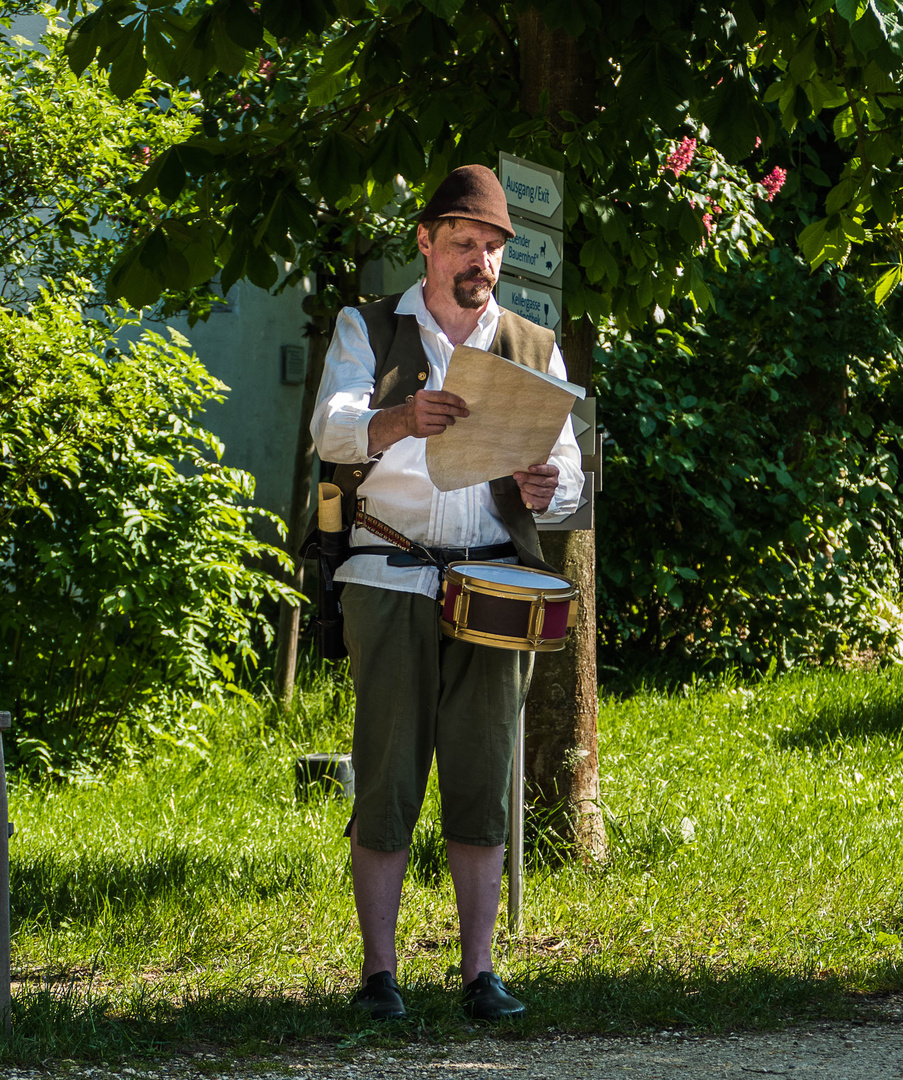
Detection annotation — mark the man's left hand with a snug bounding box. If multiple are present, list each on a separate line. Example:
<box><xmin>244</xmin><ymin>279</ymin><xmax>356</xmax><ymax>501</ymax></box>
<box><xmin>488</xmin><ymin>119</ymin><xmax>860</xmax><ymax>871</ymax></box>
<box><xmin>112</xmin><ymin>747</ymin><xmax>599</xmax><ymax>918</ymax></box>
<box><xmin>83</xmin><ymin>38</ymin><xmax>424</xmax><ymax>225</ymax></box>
<box><xmin>513</xmin><ymin>463</ymin><xmax>559</xmax><ymax>513</ymax></box>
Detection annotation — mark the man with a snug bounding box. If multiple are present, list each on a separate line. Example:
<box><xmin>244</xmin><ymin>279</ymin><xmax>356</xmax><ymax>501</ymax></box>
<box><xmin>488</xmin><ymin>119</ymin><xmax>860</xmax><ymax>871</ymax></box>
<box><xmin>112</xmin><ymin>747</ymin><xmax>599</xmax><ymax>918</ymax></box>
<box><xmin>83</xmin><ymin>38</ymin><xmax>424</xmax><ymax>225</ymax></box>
<box><xmin>311</xmin><ymin>164</ymin><xmax>583</xmax><ymax>1021</ymax></box>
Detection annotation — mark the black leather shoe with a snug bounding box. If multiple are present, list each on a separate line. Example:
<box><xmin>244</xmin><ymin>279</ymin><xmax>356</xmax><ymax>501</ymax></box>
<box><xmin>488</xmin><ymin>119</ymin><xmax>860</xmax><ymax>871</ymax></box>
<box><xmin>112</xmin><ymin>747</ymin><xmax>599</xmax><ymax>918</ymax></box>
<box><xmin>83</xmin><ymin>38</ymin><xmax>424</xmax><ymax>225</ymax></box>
<box><xmin>353</xmin><ymin>970</ymin><xmax>406</xmax><ymax>1021</ymax></box>
<box><xmin>461</xmin><ymin>971</ymin><xmax>526</xmax><ymax>1020</ymax></box>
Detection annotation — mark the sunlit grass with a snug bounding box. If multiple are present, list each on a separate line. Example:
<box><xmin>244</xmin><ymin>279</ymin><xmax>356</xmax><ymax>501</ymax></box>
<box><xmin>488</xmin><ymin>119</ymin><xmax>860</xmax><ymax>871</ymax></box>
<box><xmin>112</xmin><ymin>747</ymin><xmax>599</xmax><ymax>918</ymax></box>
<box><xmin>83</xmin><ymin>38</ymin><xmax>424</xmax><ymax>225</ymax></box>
<box><xmin>4</xmin><ymin>659</ymin><xmax>903</xmax><ymax>1060</ymax></box>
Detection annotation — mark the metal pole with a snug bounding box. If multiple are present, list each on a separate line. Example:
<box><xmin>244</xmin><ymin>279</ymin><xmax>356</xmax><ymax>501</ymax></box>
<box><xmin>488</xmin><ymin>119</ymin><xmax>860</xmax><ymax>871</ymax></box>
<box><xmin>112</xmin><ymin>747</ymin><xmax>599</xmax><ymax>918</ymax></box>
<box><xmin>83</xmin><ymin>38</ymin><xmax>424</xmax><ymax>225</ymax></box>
<box><xmin>0</xmin><ymin>711</ymin><xmax>11</xmax><ymax>1035</ymax></box>
<box><xmin>507</xmin><ymin>703</ymin><xmax>525</xmax><ymax>934</ymax></box>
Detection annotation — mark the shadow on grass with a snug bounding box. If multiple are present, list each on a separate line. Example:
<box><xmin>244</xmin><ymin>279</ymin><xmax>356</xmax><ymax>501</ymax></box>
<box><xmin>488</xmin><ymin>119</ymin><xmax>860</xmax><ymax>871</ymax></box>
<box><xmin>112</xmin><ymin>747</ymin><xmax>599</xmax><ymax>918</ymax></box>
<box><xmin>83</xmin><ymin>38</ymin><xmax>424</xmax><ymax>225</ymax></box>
<box><xmin>1</xmin><ymin>960</ymin><xmax>879</xmax><ymax>1065</ymax></box>
<box><xmin>10</xmin><ymin>847</ymin><xmax>321</xmax><ymax>927</ymax></box>
<box><xmin>776</xmin><ymin>695</ymin><xmax>903</xmax><ymax>751</ymax></box>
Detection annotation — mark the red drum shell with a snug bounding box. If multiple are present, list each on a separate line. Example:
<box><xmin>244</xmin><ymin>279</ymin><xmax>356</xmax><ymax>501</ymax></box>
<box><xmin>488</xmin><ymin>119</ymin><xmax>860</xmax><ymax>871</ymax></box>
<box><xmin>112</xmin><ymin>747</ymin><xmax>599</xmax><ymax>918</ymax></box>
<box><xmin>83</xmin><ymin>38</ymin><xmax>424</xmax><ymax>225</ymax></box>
<box><xmin>439</xmin><ymin>561</ymin><xmax>578</xmax><ymax>652</ymax></box>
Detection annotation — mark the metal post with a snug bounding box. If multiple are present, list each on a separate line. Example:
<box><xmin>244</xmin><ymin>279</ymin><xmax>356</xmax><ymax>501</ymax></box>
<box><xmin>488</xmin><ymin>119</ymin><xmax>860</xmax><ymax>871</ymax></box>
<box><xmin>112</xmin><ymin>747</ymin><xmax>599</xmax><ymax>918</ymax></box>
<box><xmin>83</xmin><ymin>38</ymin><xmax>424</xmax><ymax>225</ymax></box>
<box><xmin>507</xmin><ymin>704</ymin><xmax>525</xmax><ymax>934</ymax></box>
<box><xmin>0</xmin><ymin>710</ymin><xmax>10</xmax><ymax>1035</ymax></box>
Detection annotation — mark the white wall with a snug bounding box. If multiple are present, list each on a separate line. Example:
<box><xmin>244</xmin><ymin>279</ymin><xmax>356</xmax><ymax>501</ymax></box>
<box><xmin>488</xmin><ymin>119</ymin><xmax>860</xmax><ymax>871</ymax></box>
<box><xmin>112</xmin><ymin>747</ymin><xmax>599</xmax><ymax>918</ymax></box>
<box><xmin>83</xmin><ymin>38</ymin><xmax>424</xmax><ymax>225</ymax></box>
<box><xmin>169</xmin><ymin>279</ymin><xmax>314</xmax><ymax>529</ymax></box>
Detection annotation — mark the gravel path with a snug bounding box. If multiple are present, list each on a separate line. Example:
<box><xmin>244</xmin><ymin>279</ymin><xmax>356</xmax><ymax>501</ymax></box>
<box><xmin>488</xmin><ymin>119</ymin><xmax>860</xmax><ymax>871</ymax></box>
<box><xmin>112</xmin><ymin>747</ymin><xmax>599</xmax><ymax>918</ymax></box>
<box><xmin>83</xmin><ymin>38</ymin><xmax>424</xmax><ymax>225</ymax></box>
<box><xmin>2</xmin><ymin>1021</ymin><xmax>901</xmax><ymax>1080</ymax></box>
<box><xmin>3</xmin><ymin>999</ymin><xmax>902</xmax><ymax>1079</ymax></box>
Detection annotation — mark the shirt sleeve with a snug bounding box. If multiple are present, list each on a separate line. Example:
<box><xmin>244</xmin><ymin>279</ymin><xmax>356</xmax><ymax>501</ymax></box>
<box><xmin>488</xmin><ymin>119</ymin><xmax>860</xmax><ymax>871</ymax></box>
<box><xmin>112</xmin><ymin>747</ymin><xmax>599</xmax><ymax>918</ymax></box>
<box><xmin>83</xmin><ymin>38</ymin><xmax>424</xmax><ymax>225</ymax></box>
<box><xmin>536</xmin><ymin>344</ymin><xmax>586</xmax><ymax>520</ymax></box>
<box><xmin>310</xmin><ymin>306</ymin><xmax>380</xmax><ymax>464</ymax></box>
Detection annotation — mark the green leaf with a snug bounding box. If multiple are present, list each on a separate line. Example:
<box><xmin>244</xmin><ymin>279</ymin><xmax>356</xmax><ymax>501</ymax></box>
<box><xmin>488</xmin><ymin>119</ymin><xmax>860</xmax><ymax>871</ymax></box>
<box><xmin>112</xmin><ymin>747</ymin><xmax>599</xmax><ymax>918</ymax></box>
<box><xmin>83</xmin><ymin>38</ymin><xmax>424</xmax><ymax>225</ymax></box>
<box><xmin>788</xmin><ymin>520</ymin><xmax>809</xmax><ymax>546</ymax></box>
<box><xmin>311</xmin><ymin>130</ymin><xmax>364</xmax><ymax>204</ymax></box>
<box><xmin>802</xmin><ymin>164</ymin><xmax>832</xmax><ymax>187</ymax></box>
<box><xmin>145</xmin><ymin>14</ymin><xmax>179</xmax><ymax>82</ymax></box>
<box><xmin>221</xmin><ymin>0</ymin><xmax>263</xmax><ymax>50</ymax></box>
<box><xmin>851</xmin><ymin>8</ymin><xmax>888</xmax><ymax>53</ymax></box>
<box><xmin>836</xmin><ymin>0</ymin><xmax>870</xmax><ymax>22</ymax></box>
<box><xmin>420</xmin><ymin>0</ymin><xmax>465</xmax><ymax>19</ymax></box>
<box><xmin>667</xmin><ymin>585</ymin><xmax>684</xmax><ymax>608</ymax></box>
<box><xmin>798</xmin><ymin>216</ymin><xmax>852</xmax><ymax>269</ymax></box>
<box><xmin>163</xmin><ymin>221</ymin><xmax>219</xmax><ymax>287</ymax></box>
<box><xmin>211</xmin><ymin>19</ymin><xmax>248</xmax><ymax>76</ymax></box>
<box><xmin>825</xmin><ymin>177</ymin><xmax>855</xmax><ymax>216</ymax></box>
<box><xmin>618</xmin><ymin>43</ymin><xmax>693</xmax><ymax>125</ymax></box>
<box><xmin>763</xmin><ymin>80</ymin><xmax>786</xmax><ymax>104</ymax></box>
<box><xmin>132</xmin><ymin>147</ymin><xmax>171</xmax><ymax>198</ymax></box>
<box><xmin>65</xmin><ymin>21</ymin><xmax>100</xmax><ymax>76</ymax></box>
<box><xmin>833</xmin><ymin>107</ymin><xmax>858</xmax><ymax>140</ymax></box>
<box><xmin>157</xmin><ymin>151</ymin><xmax>186</xmax><ymax>204</ymax></box>
<box><xmin>108</xmin><ymin>245</ymin><xmax>163</xmax><ymax>309</ymax></box>
<box><xmin>108</xmin><ymin>27</ymin><xmax>147</xmax><ymax>100</ymax></box>
<box><xmin>686</xmin><ymin>259</ymin><xmax>713</xmax><ymax>310</ymax></box>
<box><xmin>178</xmin><ymin>143</ymin><xmax>217</xmax><ymax>175</ymax></box>
<box><xmin>873</xmin><ymin>265</ymin><xmax>902</xmax><ymax>305</ymax></box>
<box><xmin>872</xmin><ymin>176</ymin><xmax>896</xmax><ymax>224</ymax></box>
<box><xmin>677</xmin><ymin>200</ymin><xmax>704</xmax><ymax>245</ymax></box>
<box><xmin>219</xmin><ymin>238</ymin><xmax>248</xmax><ymax>298</ymax></box>
<box><xmin>600</xmin><ymin>247</ymin><xmax>620</xmax><ymax>286</ymax></box>
<box><xmin>138</xmin><ymin>228</ymin><xmax>167</xmax><ymax>270</ymax></box>
<box><xmin>260</xmin><ymin>0</ymin><xmax>328</xmax><ymax>37</ymax></box>
<box><xmin>369</xmin><ymin>114</ymin><xmax>425</xmax><ymax>185</ymax></box>
<box><xmin>798</xmin><ymin>218</ymin><xmax>828</xmax><ymax>263</ymax></box>
<box><xmin>579</xmin><ymin>236</ymin><xmax>611</xmax><ymax>284</ymax></box>
<box><xmin>698</xmin><ymin>70</ymin><xmax>762</xmax><ymax>162</ymax></box>
<box><xmin>246</xmin><ymin>245</ymin><xmax>279</xmax><ymax>290</ymax></box>
<box><xmin>598</xmin><ymin>204</ymin><xmax>628</xmax><ymax>246</ymax></box>
<box><xmin>307</xmin><ymin>61</ymin><xmax>354</xmax><ymax>107</ymax></box>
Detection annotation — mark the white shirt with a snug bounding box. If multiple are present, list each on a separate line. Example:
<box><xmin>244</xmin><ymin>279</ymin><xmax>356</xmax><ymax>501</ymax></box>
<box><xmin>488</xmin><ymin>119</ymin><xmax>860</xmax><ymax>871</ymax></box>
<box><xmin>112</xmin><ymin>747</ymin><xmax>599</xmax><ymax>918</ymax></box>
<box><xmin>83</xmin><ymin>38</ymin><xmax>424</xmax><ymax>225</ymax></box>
<box><xmin>310</xmin><ymin>280</ymin><xmax>585</xmax><ymax>597</ymax></box>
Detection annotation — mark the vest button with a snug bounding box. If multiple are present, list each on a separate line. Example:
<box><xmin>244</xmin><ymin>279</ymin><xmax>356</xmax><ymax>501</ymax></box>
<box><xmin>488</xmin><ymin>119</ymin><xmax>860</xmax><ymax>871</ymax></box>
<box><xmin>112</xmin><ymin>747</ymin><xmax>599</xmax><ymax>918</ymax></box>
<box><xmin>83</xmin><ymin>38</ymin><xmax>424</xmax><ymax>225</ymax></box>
<box><xmin>417</xmin><ymin>370</ymin><xmax>427</xmax><ymax>381</ymax></box>
<box><xmin>352</xmin><ymin>470</ymin><xmax>363</xmax><ymax>479</ymax></box>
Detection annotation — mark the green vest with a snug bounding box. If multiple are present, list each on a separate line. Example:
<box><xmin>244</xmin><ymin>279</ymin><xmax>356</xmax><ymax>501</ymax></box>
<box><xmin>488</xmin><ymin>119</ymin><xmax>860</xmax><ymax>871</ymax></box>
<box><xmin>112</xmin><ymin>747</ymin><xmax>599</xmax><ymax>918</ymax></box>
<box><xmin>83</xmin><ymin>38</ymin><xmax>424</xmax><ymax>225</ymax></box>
<box><xmin>331</xmin><ymin>293</ymin><xmax>558</xmax><ymax>570</ymax></box>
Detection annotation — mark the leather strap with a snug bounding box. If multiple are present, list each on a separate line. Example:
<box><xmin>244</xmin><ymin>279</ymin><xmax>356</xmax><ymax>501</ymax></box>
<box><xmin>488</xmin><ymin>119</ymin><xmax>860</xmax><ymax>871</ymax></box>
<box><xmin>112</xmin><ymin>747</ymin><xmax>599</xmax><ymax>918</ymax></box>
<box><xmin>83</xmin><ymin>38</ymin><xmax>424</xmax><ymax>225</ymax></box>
<box><xmin>350</xmin><ymin>503</ymin><xmax>517</xmax><ymax>571</ymax></box>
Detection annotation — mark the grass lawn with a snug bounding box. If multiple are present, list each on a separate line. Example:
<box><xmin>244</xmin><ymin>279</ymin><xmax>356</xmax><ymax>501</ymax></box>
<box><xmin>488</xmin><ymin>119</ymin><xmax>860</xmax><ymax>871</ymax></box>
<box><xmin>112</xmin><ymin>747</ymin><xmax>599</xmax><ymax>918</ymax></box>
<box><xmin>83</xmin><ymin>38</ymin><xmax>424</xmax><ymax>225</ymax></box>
<box><xmin>3</xmin><ymin>660</ymin><xmax>903</xmax><ymax>1061</ymax></box>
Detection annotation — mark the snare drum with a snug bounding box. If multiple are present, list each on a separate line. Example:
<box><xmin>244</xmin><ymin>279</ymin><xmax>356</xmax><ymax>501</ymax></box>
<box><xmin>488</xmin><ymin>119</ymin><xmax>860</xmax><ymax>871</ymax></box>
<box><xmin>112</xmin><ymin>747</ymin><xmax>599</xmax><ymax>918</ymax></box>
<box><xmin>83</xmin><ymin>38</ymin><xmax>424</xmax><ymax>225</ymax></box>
<box><xmin>439</xmin><ymin>561</ymin><xmax>578</xmax><ymax>652</ymax></box>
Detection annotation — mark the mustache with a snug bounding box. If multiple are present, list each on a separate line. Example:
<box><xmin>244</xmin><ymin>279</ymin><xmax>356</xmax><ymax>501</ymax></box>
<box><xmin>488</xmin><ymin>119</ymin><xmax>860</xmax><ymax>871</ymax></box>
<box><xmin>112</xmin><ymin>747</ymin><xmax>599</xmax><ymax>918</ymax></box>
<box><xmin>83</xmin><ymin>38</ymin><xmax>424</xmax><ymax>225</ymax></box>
<box><xmin>454</xmin><ymin>268</ymin><xmax>494</xmax><ymax>287</ymax></box>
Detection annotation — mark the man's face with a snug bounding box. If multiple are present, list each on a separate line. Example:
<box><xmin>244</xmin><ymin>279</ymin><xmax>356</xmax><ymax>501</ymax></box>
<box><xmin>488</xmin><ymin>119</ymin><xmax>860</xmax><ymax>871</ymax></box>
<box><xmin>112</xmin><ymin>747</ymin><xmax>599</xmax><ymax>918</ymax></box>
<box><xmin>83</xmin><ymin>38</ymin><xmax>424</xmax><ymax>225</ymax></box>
<box><xmin>417</xmin><ymin>219</ymin><xmax>507</xmax><ymax>311</ymax></box>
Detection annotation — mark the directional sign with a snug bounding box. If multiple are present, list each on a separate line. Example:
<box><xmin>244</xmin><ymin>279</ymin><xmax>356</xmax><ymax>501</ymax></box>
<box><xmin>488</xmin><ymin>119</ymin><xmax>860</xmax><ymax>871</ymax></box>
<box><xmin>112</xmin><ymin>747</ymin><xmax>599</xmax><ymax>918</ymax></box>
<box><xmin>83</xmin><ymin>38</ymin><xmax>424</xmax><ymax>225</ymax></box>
<box><xmin>497</xmin><ymin>276</ymin><xmax>561</xmax><ymax>337</ymax></box>
<box><xmin>537</xmin><ymin>473</ymin><xmax>595</xmax><ymax>531</ymax></box>
<box><xmin>499</xmin><ymin>152</ymin><xmax>564</xmax><ymax>226</ymax></box>
<box><xmin>503</xmin><ymin>222</ymin><xmax>563</xmax><ymax>288</ymax></box>
<box><xmin>571</xmin><ymin>396</ymin><xmax>602</xmax><ymax>491</ymax></box>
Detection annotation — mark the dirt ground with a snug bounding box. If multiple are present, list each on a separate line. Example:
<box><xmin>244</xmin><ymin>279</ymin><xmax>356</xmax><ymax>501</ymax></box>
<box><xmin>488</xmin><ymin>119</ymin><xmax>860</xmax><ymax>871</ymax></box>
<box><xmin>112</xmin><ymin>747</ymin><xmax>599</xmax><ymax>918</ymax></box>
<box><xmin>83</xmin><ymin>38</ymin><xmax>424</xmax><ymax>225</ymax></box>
<box><xmin>5</xmin><ymin>998</ymin><xmax>903</xmax><ymax>1080</ymax></box>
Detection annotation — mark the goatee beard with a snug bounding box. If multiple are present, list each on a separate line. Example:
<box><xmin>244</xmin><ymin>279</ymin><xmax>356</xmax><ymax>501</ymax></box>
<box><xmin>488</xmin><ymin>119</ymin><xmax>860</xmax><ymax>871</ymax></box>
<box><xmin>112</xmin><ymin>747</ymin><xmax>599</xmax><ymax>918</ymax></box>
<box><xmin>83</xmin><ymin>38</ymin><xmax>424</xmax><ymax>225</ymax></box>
<box><xmin>453</xmin><ymin>271</ymin><xmax>494</xmax><ymax>310</ymax></box>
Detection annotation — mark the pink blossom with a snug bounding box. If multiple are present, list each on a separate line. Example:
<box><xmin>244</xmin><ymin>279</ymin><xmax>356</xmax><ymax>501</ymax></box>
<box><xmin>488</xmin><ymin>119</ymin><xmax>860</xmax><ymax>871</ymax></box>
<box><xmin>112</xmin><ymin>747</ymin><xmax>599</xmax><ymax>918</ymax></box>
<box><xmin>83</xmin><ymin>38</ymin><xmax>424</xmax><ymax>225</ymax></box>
<box><xmin>664</xmin><ymin>137</ymin><xmax>696</xmax><ymax>178</ymax></box>
<box><xmin>132</xmin><ymin>145</ymin><xmax>152</xmax><ymax>165</ymax></box>
<box><xmin>231</xmin><ymin>91</ymin><xmax>251</xmax><ymax>111</ymax></box>
<box><xmin>258</xmin><ymin>56</ymin><xmax>275</xmax><ymax>81</ymax></box>
<box><xmin>755</xmin><ymin>136</ymin><xmax>762</xmax><ymax>149</ymax></box>
<box><xmin>702</xmin><ymin>212</ymin><xmax>714</xmax><ymax>236</ymax></box>
<box><xmin>761</xmin><ymin>166</ymin><xmax>787</xmax><ymax>201</ymax></box>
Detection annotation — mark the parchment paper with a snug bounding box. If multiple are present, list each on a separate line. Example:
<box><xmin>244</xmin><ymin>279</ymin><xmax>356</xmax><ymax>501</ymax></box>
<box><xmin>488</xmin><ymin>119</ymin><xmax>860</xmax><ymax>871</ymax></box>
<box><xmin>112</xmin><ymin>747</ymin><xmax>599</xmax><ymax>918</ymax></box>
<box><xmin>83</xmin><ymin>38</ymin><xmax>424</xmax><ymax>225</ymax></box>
<box><xmin>425</xmin><ymin>345</ymin><xmax>584</xmax><ymax>492</ymax></box>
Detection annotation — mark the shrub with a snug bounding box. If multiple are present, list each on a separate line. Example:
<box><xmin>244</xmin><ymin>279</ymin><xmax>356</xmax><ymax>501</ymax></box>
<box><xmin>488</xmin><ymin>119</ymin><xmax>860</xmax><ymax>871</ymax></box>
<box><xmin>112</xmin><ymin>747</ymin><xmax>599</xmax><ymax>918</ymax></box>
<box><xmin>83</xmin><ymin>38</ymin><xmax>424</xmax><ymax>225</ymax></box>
<box><xmin>0</xmin><ymin>293</ymin><xmax>300</xmax><ymax>765</ymax></box>
<box><xmin>595</xmin><ymin>248</ymin><xmax>903</xmax><ymax>669</ymax></box>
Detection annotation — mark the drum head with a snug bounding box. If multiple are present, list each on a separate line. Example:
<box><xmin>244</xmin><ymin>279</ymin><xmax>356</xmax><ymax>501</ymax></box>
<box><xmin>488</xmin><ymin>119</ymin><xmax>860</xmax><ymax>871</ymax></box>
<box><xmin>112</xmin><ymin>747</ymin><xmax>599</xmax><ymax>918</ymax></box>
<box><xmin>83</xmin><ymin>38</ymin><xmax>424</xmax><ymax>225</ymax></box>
<box><xmin>452</xmin><ymin>563</ymin><xmax>573</xmax><ymax>592</ymax></box>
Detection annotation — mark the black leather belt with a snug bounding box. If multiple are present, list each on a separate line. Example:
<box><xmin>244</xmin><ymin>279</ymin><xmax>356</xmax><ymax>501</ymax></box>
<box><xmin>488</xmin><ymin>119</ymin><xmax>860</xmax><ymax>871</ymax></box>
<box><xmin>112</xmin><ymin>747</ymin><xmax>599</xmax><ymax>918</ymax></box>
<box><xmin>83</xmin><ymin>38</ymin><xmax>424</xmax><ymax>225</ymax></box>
<box><xmin>349</xmin><ymin>541</ymin><xmax>517</xmax><ymax>569</ymax></box>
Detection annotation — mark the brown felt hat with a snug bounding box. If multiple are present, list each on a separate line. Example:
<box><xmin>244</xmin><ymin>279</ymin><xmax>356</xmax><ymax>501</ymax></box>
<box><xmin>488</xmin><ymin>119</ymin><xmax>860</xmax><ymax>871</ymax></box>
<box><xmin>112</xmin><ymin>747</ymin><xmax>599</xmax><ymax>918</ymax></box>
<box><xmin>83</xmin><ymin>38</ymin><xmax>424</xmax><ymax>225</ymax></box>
<box><xmin>418</xmin><ymin>164</ymin><xmax>515</xmax><ymax>238</ymax></box>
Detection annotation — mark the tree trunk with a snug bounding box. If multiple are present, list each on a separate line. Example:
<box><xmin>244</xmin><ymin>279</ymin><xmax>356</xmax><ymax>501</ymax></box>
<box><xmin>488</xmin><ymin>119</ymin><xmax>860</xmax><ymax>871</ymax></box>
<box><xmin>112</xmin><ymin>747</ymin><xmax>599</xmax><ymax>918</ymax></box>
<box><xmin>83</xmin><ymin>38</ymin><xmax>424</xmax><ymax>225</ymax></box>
<box><xmin>273</xmin><ymin>314</ymin><xmax>331</xmax><ymax>704</ymax></box>
<box><xmin>273</xmin><ymin>250</ymin><xmax>362</xmax><ymax>704</ymax></box>
<box><xmin>518</xmin><ymin>7</ymin><xmax>606</xmax><ymax>860</ymax></box>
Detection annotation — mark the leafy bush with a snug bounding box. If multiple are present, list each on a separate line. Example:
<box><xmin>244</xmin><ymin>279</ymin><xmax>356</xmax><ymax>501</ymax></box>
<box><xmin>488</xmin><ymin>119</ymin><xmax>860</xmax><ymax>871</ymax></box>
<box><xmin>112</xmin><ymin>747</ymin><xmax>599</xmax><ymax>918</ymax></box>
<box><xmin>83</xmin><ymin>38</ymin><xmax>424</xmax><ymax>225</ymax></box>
<box><xmin>0</xmin><ymin>294</ymin><xmax>300</xmax><ymax>765</ymax></box>
<box><xmin>595</xmin><ymin>248</ymin><xmax>903</xmax><ymax>669</ymax></box>
<box><xmin>0</xmin><ymin>11</ymin><xmax>214</xmax><ymax>313</ymax></box>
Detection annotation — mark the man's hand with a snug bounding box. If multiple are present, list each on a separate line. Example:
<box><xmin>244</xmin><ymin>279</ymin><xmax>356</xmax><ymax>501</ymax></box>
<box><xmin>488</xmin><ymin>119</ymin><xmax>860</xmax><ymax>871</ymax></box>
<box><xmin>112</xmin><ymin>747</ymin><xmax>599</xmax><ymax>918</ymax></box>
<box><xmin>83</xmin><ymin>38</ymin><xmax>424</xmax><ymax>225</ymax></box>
<box><xmin>513</xmin><ymin>463</ymin><xmax>559</xmax><ymax>513</ymax></box>
<box><xmin>367</xmin><ymin>389</ymin><xmax>468</xmax><ymax>456</ymax></box>
<box><xmin>406</xmin><ymin>389</ymin><xmax>469</xmax><ymax>437</ymax></box>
